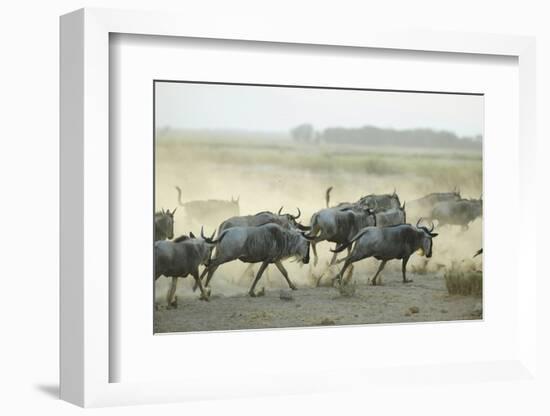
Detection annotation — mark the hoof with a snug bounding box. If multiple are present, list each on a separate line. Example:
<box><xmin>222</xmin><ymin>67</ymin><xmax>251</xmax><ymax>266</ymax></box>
<box><xmin>249</xmin><ymin>291</ymin><xmax>257</xmax><ymax>297</ymax></box>
<box><xmin>290</xmin><ymin>285</ymin><xmax>298</xmax><ymax>291</ymax></box>
<box><xmin>403</xmin><ymin>279</ymin><xmax>413</xmax><ymax>283</ymax></box>
<box><xmin>199</xmin><ymin>288</ymin><xmax>211</xmax><ymax>301</ymax></box>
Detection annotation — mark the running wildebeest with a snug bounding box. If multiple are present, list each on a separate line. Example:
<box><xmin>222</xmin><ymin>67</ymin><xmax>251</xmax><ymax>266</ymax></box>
<box><xmin>154</xmin><ymin>228</ymin><xmax>223</xmax><ymax>307</ymax></box>
<box><xmin>332</xmin><ymin>219</ymin><xmax>439</xmax><ymax>285</ymax></box>
<box><xmin>175</xmin><ymin>185</ymin><xmax>240</xmax><ymax>226</ymax></box>
<box><xmin>198</xmin><ymin>223</ymin><xmax>313</xmax><ymax>297</ymax></box>
<box><xmin>375</xmin><ymin>202</ymin><xmax>406</xmax><ymax>227</ymax></box>
<box><xmin>155</xmin><ymin>208</ymin><xmax>176</xmax><ymax>241</ymax></box>
<box><xmin>407</xmin><ymin>189</ymin><xmax>461</xmax><ymax>219</ymax></box>
<box><xmin>218</xmin><ymin>207</ymin><xmax>310</xmax><ymax>234</ymax></box>
<box><xmin>215</xmin><ymin>207</ymin><xmax>310</xmax><ymax>283</ymax></box>
<box><xmin>307</xmin><ymin>205</ymin><xmax>377</xmax><ymax>266</ymax></box>
<box><xmin>430</xmin><ymin>197</ymin><xmax>482</xmax><ymax>230</ymax></box>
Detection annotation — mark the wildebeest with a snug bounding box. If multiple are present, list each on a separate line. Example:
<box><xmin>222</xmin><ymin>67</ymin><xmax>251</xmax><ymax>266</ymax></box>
<box><xmin>375</xmin><ymin>202</ymin><xmax>406</xmax><ymax>227</ymax></box>
<box><xmin>407</xmin><ymin>189</ymin><xmax>461</xmax><ymax>219</ymax></box>
<box><xmin>155</xmin><ymin>208</ymin><xmax>176</xmax><ymax>241</ymax></box>
<box><xmin>307</xmin><ymin>206</ymin><xmax>377</xmax><ymax>266</ymax></box>
<box><xmin>154</xmin><ymin>228</ymin><xmax>222</xmax><ymax>306</ymax></box>
<box><xmin>198</xmin><ymin>223</ymin><xmax>312</xmax><ymax>297</ymax></box>
<box><xmin>430</xmin><ymin>197</ymin><xmax>482</xmax><ymax>230</ymax></box>
<box><xmin>357</xmin><ymin>190</ymin><xmax>401</xmax><ymax>212</ymax></box>
<box><xmin>175</xmin><ymin>185</ymin><xmax>240</xmax><ymax>226</ymax></box>
<box><xmin>332</xmin><ymin>219</ymin><xmax>438</xmax><ymax>285</ymax></box>
<box><xmin>217</xmin><ymin>207</ymin><xmax>310</xmax><ymax>235</ymax></box>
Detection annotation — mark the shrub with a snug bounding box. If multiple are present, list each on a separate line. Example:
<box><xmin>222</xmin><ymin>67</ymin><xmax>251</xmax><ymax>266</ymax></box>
<box><xmin>444</xmin><ymin>262</ymin><xmax>482</xmax><ymax>296</ymax></box>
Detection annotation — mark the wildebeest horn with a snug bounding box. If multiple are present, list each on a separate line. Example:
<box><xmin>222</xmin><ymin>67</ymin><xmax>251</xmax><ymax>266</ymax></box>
<box><xmin>401</xmin><ymin>201</ymin><xmax>406</xmax><ymax>211</ymax></box>
<box><xmin>200</xmin><ymin>226</ymin><xmax>206</xmax><ymax>240</ymax></box>
<box><xmin>190</xmin><ymin>232</ymin><xmax>196</xmax><ymax>239</ymax></box>
<box><xmin>293</xmin><ymin>207</ymin><xmax>301</xmax><ymax>220</ymax></box>
<box><xmin>278</xmin><ymin>206</ymin><xmax>283</xmax><ymax>215</ymax></box>
<box><xmin>429</xmin><ymin>221</ymin><xmax>435</xmax><ymax>233</ymax></box>
<box><xmin>416</xmin><ymin>218</ymin><xmax>423</xmax><ymax>228</ymax></box>
<box><xmin>171</xmin><ymin>207</ymin><xmax>177</xmax><ymax>215</ymax></box>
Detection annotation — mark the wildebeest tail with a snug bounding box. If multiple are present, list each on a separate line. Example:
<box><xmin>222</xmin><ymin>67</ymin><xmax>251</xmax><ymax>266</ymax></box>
<box><xmin>325</xmin><ymin>186</ymin><xmax>333</xmax><ymax>208</ymax></box>
<box><xmin>330</xmin><ymin>241</ymin><xmax>351</xmax><ymax>253</ymax></box>
<box><xmin>175</xmin><ymin>186</ymin><xmax>185</xmax><ymax>206</ymax></box>
<box><xmin>305</xmin><ymin>213</ymin><xmax>320</xmax><ymax>238</ymax></box>
<box><xmin>330</xmin><ymin>228</ymin><xmax>370</xmax><ymax>253</ymax></box>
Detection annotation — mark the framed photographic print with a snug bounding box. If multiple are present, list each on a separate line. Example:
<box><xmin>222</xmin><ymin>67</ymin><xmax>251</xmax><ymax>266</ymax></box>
<box><xmin>60</xmin><ymin>8</ymin><xmax>537</xmax><ymax>407</ymax></box>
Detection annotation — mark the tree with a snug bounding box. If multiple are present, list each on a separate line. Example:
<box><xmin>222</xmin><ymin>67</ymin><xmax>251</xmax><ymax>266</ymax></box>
<box><xmin>290</xmin><ymin>123</ymin><xmax>314</xmax><ymax>143</ymax></box>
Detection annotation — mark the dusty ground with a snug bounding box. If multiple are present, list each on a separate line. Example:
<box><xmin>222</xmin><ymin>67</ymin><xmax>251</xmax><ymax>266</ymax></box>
<box><xmin>154</xmin><ymin>269</ymin><xmax>482</xmax><ymax>333</ymax></box>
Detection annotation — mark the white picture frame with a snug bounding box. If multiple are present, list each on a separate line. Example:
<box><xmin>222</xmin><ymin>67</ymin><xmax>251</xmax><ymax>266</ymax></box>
<box><xmin>60</xmin><ymin>7</ymin><xmax>537</xmax><ymax>407</ymax></box>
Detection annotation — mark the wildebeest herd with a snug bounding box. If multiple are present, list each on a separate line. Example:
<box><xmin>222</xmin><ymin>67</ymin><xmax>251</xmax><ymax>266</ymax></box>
<box><xmin>155</xmin><ymin>187</ymin><xmax>482</xmax><ymax>308</ymax></box>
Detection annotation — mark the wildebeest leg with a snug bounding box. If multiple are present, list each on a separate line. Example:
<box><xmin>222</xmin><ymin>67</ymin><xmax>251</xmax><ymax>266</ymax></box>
<box><xmin>329</xmin><ymin>249</ymin><xmax>338</xmax><ymax>265</ymax></box>
<box><xmin>402</xmin><ymin>256</ymin><xmax>412</xmax><ymax>283</ymax></box>
<box><xmin>275</xmin><ymin>261</ymin><xmax>297</xmax><ymax>290</ymax></box>
<box><xmin>192</xmin><ymin>268</ymin><xmax>211</xmax><ymax>301</ymax></box>
<box><xmin>167</xmin><ymin>277</ymin><xmax>178</xmax><ymax>308</ymax></box>
<box><xmin>343</xmin><ymin>264</ymin><xmax>354</xmax><ymax>284</ymax></box>
<box><xmin>192</xmin><ymin>266</ymin><xmax>210</xmax><ymax>292</ymax></box>
<box><xmin>311</xmin><ymin>241</ymin><xmax>319</xmax><ymax>266</ymax></box>
<box><xmin>336</xmin><ymin>258</ymin><xmax>354</xmax><ymax>284</ymax></box>
<box><xmin>249</xmin><ymin>261</ymin><xmax>269</xmax><ymax>297</ymax></box>
<box><xmin>371</xmin><ymin>260</ymin><xmax>388</xmax><ymax>286</ymax></box>
<box><xmin>204</xmin><ymin>264</ymin><xmax>220</xmax><ymax>289</ymax></box>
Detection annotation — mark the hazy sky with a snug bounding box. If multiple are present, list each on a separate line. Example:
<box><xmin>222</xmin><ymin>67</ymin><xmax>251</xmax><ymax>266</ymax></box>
<box><xmin>155</xmin><ymin>82</ymin><xmax>483</xmax><ymax>137</ymax></box>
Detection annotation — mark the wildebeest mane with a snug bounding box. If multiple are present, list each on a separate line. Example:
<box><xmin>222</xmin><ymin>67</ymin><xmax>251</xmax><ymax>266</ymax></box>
<box><xmin>173</xmin><ymin>234</ymin><xmax>190</xmax><ymax>243</ymax></box>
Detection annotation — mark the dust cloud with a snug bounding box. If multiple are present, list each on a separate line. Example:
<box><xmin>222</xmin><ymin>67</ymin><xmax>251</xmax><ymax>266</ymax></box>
<box><xmin>154</xmin><ymin>135</ymin><xmax>482</xmax><ymax>304</ymax></box>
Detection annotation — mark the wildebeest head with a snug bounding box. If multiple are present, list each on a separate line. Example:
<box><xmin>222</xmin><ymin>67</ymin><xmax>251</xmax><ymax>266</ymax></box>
<box><xmin>155</xmin><ymin>208</ymin><xmax>176</xmax><ymax>240</ymax></box>
<box><xmin>416</xmin><ymin>218</ymin><xmax>439</xmax><ymax>258</ymax></box>
<box><xmin>278</xmin><ymin>206</ymin><xmax>311</xmax><ymax>231</ymax></box>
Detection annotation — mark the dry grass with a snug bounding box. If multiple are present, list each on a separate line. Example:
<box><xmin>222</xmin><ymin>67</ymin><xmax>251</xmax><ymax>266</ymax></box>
<box><xmin>444</xmin><ymin>262</ymin><xmax>483</xmax><ymax>296</ymax></box>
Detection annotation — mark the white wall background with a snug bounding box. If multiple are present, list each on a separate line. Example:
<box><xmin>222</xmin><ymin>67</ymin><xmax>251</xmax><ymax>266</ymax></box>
<box><xmin>0</xmin><ymin>0</ymin><xmax>548</xmax><ymax>414</ymax></box>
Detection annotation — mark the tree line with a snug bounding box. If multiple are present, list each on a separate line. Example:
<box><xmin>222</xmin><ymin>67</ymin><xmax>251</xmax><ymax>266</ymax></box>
<box><xmin>290</xmin><ymin>123</ymin><xmax>482</xmax><ymax>150</ymax></box>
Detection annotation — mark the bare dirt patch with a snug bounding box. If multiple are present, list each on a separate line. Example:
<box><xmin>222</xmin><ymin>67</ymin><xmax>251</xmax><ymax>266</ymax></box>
<box><xmin>154</xmin><ymin>270</ymin><xmax>481</xmax><ymax>333</ymax></box>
